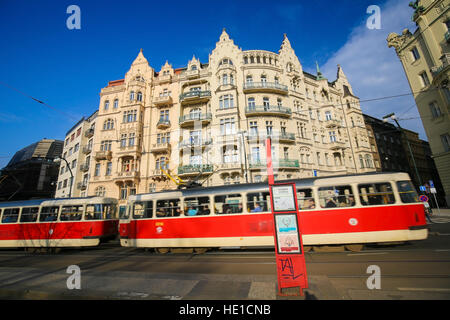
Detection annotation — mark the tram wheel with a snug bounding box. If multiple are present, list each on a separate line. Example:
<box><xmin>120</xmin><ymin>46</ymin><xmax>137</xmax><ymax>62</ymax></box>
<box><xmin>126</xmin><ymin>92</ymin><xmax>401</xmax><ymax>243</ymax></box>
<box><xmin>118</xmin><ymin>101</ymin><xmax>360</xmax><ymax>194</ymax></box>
<box><xmin>194</xmin><ymin>248</ymin><xmax>208</xmax><ymax>254</ymax></box>
<box><xmin>155</xmin><ymin>248</ymin><xmax>170</xmax><ymax>254</ymax></box>
<box><xmin>345</xmin><ymin>244</ymin><xmax>364</xmax><ymax>252</ymax></box>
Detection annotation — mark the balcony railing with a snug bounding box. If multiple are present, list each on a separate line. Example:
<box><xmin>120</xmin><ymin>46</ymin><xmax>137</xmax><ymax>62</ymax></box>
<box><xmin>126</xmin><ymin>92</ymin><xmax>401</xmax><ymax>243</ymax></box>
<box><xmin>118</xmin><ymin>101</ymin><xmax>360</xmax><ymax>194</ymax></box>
<box><xmin>178</xmin><ymin>164</ymin><xmax>213</xmax><ymax>175</ymax></box>
<box><xmin>243</xmin><ymin>81</ymin><xmax>288</xmax><ymax>94</ymax></box>
<box><xmin>430</xmin><ymin>53</ymin><xmax>450</xmax><ymax>77</ymax></box>
<box><xmin>249</xmin><ymin>159</ymin><xmax>299</xmax><ymax>169</ymax></box>
<box><xmin>179</xmin><ymin>90</ymin><xmax>211</xmax><ymax>103</ymax></box>
<box><xmin>153</xmin><ymin>95</ymin><xmax>173</xmax><ymax>106</ymax></box>
<box><xmin>157</xmin><ymin>119</ymin><xmax>171</xmax><ymax>129</ymax></box>
<box><xmin>245</xmin><ymin>105</ymin><xmax>292</xmax><ymax>117</ymax></box>
<box><xmin>82</xmin><ymin>145</ymin><xmax>92</xmax><ymax>154</ymax></box>
<box><xmin>151</xmin><ymin>143</ymin><xmax>171</xmax><ymax>153</ymax></box>
<box><xmin>178</xmin><ymin>138</ymin><xmax>212</xmax><ymax>149</ymax></box>
<box><xmin>77</xmin><ymin>182</ymin><xmax>87</xmax><ymax>190</ymax></box>
<box><xmin>95</xmin><ymin>150</ymin><xmax>112</xmax><ymax>161</ymax></box>
<box><xmin>179</xmin><ymin>113</ymin><xmax>212</xmax><ymax>125</ymax></box>
<box><xmin>84</xmin><ymin>128</ymin><xmax>94</xmax><ymax>138</ymax></box>
<box><xmin>79</xmin><ymin>163</ymin><xmax>89</xmax><ymax>172</ymax></box>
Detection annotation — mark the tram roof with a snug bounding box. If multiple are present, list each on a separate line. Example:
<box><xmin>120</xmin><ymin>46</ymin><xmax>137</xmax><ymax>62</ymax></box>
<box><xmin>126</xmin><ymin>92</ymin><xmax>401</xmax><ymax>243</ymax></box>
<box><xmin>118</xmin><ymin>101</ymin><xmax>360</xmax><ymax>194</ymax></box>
<box><xmin>132</xmin><ymin>171</ymin><xmax>410</xmax><ymax>200</ymax></box>
<box><xmin>0</xmin><ymin>196</ymin><xmax>116</xmax><ymax>208</ymax></box>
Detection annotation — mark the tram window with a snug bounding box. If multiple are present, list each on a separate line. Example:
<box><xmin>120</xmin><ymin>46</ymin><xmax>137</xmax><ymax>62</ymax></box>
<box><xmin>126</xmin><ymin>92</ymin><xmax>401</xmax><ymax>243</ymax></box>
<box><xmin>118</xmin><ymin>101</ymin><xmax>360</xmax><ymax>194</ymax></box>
<box><xmin>20</xmin><ymin>207</ymin><xmax>39</xmax><ymax>222</ymax></box>
<box><xmin>104</xmin><ymin>205</ymin><xmax>117</xmax><ymax>219</ymax></box>
<box><xmin>119</xmin><ymin>206</ymin><xmax>128</xmax><ymax>219</ymax></box>
<box><xmin>60</xmin><ymin>206</ymin><xmax>83</xmax><ymax>221</ymax></box>
<box><xmin>214</xmin><ymin>194</ymin><xmax>243</xmax><ymax>214</ymax></box>
<box><xmin>184</xmin><ymin>197</ymin><xmax>210</xmax><ymax>216</ymax></box>
<box><xmin>133</xmin><ymin>201</ymin><xmax>153</xmax><ymax>219</ymax></box>
<box><xmin>1</xmin><ymin>208</ymin><xmax>19</xmax><ymax>223</ymax></box>
<box><xmin>39</xmin><ymin>206</ymin><xmax>59</xmax><ymax>222</ymax></box>
<box><xmin>156</xmin><ymin>199</ymin><xmax>180</xmax><ymax>217</ymax></box>
<box><xmin>318</xmin><ymin>185</ymin><xmax>355</xmax><ymax>208</ymax></box>
<box><xmin>397</xmin><ymin>180</ymin><xmax>419</xmax><ymax>203</ymax></box>
<box><xmin>246</xmin><ymin>192</ymin><xmax>271</xmax><ymax>213</ymax></box>
<box><xmin>297</xmin><ymin>189</ymin><xmax>315</xmax><ymax>210</ymax></box>
<box><xmin>358</xmin><ymin>183</ymin><xmax>395</xmax><ymax>206</ymax></box>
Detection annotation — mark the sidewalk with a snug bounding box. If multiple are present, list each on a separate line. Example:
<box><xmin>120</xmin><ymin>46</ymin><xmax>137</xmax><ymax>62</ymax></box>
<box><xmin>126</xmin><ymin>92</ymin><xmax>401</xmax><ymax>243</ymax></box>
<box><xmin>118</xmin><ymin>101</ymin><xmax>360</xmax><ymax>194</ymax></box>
<box><xmin>429</xmin><ymin>208</ymin><xmax>450</xmax><ymax>217</ymax></box>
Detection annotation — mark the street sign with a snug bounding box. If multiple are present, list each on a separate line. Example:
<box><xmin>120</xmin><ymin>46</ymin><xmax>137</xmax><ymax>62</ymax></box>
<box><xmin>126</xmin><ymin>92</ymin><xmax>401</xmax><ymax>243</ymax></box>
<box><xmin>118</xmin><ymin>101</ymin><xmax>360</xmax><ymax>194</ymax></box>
<box><xmin>419</xmin><ymin>195</ymin><xmax>429</xmax><ymax>202</ymax></box>
<box><xmin>313</xmin><ymin>170</ymin><xmax>317</xmax><ymax>177</ymax></box>
<box><xmin>266</xmin><ymin>138</ymin><xmax>308</xmax><ymax>296</ymax></box>
<box><xmin>419</xmin><ymin>186</ymin><xmax>426</xmax><ymax>192</ymax></box>
<box><xmin>430</xmin><ymin>187</ymin><xmax>437</xmax><ymax>194</ymax></box>
<box><xmin>429</xmin><ymin>180</ymin><xmax>434</xmax><ymax>188</ymax></box>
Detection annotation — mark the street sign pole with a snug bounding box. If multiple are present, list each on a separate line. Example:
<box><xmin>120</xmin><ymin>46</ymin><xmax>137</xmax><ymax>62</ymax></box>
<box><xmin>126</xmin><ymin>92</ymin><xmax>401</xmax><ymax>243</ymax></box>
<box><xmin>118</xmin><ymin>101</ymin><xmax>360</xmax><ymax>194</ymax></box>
<box><xmin>266</xmin><ymin>137</ymin><xmax>308</xmax><ymax>296</ymax></box>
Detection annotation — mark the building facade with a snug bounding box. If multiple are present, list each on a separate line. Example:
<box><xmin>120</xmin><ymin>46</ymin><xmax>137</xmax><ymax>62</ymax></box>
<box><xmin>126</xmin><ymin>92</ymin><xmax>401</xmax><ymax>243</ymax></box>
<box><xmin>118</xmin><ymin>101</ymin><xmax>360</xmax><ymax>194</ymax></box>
<box><xmin>0</xmin><ymin>139</ymin><xmax>63</xmax><ymax>201</ymax></box>
<box><xmin>55</xmin><ymin>111</ymin><xmax>97</xmax><ymax>198</ymax></box>
<box><xmin>387</xmin><ymin>0</ymin><xmax>449</xmax><ymax>205</ymax></box>
<box><xmin>88</xmin><ymin>30</ymin><xmax>376</xmax><ymax>206</ymax></box>
<box><xmin>363</xmin><ymin>113</ymin><xmax>445</xmax><ymax>205</ymax></box>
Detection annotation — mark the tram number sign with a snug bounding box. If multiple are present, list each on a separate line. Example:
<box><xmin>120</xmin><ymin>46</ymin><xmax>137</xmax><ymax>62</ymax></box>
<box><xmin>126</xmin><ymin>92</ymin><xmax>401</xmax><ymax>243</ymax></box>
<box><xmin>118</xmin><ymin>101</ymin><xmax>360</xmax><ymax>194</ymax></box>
<box><xmin>418</xmin><ymin>195</ymin><xmax>429</xmax><ymax>202</ymax></box>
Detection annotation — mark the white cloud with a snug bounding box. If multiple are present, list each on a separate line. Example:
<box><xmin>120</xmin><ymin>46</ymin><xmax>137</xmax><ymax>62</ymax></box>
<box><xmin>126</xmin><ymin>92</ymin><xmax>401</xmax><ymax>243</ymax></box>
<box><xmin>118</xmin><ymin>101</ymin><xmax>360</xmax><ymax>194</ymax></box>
<box><xmin>320</xmin><ymin>0</ymin><xmax>428</xmax><ymax>140</ymax></box>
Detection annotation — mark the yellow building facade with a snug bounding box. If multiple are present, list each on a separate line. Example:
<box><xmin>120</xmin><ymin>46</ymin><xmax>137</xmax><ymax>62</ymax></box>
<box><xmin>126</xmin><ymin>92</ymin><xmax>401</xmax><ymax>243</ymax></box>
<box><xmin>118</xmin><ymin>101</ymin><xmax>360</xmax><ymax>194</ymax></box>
<box><xmin>88</xmin><ymin>30</ymin><xmax>376</xmax><ymax>206</ymax></box>
<box><xmin>387</xmin><ymin>0</ymin><xmax>449</xmax><ymax>205</ymax></box>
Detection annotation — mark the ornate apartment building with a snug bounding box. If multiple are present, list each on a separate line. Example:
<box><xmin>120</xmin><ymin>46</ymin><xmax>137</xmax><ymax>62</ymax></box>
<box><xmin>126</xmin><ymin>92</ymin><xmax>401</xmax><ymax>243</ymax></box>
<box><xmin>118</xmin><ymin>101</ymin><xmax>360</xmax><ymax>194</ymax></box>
<box><xmin>55</xmin><ymin>111</ymin><xmax>97</xmax><ymax>198</ymax></box>
<box><xmin>387</xmin><ymin>0</ymin><xmax>449</xmax><ymax>205</ymax></box>
<box><xmin>87</xmin><ymin>30</ymin><xmax>375</xmax><ymax>204</ymax></box>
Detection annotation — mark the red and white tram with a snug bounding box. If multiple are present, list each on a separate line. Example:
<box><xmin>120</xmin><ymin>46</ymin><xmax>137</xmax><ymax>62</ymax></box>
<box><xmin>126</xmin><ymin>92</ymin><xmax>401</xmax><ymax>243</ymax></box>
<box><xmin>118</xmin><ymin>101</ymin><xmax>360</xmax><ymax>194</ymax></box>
<box><xmin>119</xmin><ymin>172</ymin><xmax>428</xmax><ymax>253</ymax></box>
<box><xmin>0</xmin><ymin>197</ymin><xmax>118</xmax><ymax>251</ymax></box>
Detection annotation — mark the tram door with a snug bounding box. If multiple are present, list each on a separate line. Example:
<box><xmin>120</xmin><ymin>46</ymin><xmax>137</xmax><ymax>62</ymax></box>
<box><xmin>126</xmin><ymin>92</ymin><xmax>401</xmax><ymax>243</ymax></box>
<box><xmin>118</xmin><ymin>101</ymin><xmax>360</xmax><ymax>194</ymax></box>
<box><xmin>119</xmin><ymin>205</ymin><xmax>132</xmax><ymax>245</ymax></box>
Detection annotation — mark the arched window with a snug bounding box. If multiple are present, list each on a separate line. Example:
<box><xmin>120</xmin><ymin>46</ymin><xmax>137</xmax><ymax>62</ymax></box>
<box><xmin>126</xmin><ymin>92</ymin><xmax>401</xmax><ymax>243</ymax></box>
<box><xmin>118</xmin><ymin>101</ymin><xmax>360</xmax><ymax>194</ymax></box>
<box><xmin>104</xmin><ymin>100</ymin><xmax>109</xmax><ymax>110</ymax></box>
<box><xmin>113</xmin><ymin>99</ymin><xmax>119</xmax><ymax>109</ymax></box>
<box><xmin>95</xmin><ymin>186</ymin><xmax>106</xmax><ymax>197</ymax></box>
<box><xmin>137</xmin><ymin>91</ymin><xmax>143</xmax><ymax>102</ymax></box>
<box><xmin>130</xmin><ymin>91</ymin><xmax>135</xmax><ymax>101</ymax></box>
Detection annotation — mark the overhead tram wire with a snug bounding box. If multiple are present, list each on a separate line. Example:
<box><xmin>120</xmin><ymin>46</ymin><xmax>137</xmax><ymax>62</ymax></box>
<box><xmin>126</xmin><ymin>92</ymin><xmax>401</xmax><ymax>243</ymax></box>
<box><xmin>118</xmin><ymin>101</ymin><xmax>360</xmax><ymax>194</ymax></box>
<box><xmin>0</xmin><ymin>81</ymin><xmax>79</xmax><ymax>122</ymax></box>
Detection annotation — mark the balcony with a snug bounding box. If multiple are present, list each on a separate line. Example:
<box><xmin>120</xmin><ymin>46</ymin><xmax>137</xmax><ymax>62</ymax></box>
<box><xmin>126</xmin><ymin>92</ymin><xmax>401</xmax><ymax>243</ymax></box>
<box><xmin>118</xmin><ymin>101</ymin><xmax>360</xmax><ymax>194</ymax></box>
<box><xmin>84</xmin><ymin>128</ymin><xmax>94</xmax><ymax>138</ymax></box>
<box><xmin>178</xmin><ymin>138</ymin><xmax>212</xmax><ymax>149</ymax></box>
<box><xmin>151</xmin><ymin>143</ymin><xmax>171</xmax><ymax>153</ymax></box>
<box><xmin>430</xmin><ymin>53</ymin><xmax>449</xmax><ymax>78</ymax></box>
<box><xmin>79</xmin><ymin>163</ymin><xmax>89</xmax><ymax>172</ymax></box>
<box><xmin>179</xmin><ymin>113</ymin><xmax>212</xmax><ymax>127</ymax></box>
<box><xmin>245</xmin><ymin>105</ymin><xmax>292</xmax><ymax>118</ymax></box>
<box><xmin>329</xmin><ymin>141</ymin><xmax>346</xmax><ymax>150</ymax></box>
<box><xmin>157</xmin><ymin>74</ymin><xmax>172</xmax><ymax>84</ymax></box>
<box><xmin>243</xmin><ymin>82</ymin><xmax>288</xmax><ymax>94</ymax></box>
<box><xmin>179</xmin><ymin>90</ymin><xmax>211</xmax><ymax>104</ymax></box>
<box><xmin>77</xmin><ymin>182</ymin><xmax>87</xmax><ymax>190</ymax></box>
<box><xmin>116</xmin><ymin>170</ymin><xmax>140</xmax><ymax>180</ymax></box>
<box><xmin>153</xmin><ymin>95</ymin><xmax>173</xmax><ymax>106</ymax></box>
<box><xmin>325</xmin><ymin>119</ymin><xmax>341</xmax><ymax>128</ymax></box>
<box><xmin>82</xmin><ymin>145</ymin><xmax>92</xmax><ymax>155</ymax></box>
<box><xmin>95</xmin><ymin>150</ymin><xmax>112</xmax><ymax>161</ymax></box>
<box><xmin>177</xmin><ymin>164</ymin><xmax>213</xmax><ymax>176</ymax></box>
<box><xmin>247</xmin><ymin>132</ymin><xmax>295</xmax><ymax>143</ymax></box>
<box><xmin>157</xmin><ymin>119</ymin><xmax>171</xmax><ymax>129</ymax></box>
<box><xmin>249</xmin><ymin>159</ymin><xmax>300</xmax><ymax>169</ymax></box>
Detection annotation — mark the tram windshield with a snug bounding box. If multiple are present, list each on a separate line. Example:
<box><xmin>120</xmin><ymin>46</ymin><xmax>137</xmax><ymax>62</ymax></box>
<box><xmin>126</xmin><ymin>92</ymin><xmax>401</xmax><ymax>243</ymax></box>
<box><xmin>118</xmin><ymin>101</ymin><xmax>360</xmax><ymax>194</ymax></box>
<box><xmin>397</xmin><ymin>180</ymin><xmax>419</xmax><ymax>203</ymax></box>
<box><xmin>85</xmin><ymin>204</ymin><xmax>117</xmax><ymax>220</ymax></box>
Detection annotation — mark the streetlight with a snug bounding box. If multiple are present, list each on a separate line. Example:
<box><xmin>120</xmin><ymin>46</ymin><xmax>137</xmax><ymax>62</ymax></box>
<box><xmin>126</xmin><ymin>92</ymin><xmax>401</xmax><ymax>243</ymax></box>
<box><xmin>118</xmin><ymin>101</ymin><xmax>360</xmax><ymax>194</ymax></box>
<box><xmin>382</xmin><ymin>113</ymin><xmax>422</xmax><ymax>187</ymax></box>
<box><xmin>54</xmin><ymin>156</ymin><xmax>73</xmax><ymax>198</ymax></box>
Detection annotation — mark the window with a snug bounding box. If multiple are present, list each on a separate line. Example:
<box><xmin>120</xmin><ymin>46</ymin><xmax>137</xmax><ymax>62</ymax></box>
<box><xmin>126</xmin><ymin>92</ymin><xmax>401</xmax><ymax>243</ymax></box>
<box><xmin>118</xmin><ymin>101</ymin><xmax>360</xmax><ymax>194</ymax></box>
<box><xmin>95</xmin><ymin>186</ymin><xmax>105</xmax><ymax>197</ymax></box>
<box><xmin>74</xmin><ymin>143</ymin><xmax>79</xmax><ymax>152</ymax></box>
<box><xmin>129</xmin><ymin>133</ymin><xmax>135</xmax><ymax>146</ymax></box>
<box><xmin>325</xmin><ymin>111</ymin><xmax>332</xmax><ymax>121</ymax></box>
<box><xmin>297</xmin><ymin>189</ymin><xmax>315</xmax><ymax>210</ymax></box>
<box><xmin>156</xmin><ymin>199</ymin><xmax>180</xmax><ymax>217</ymax></box>
<box><xmin>222</xmin><ymin>74</ymin><xmax>228</xmax><ymax>85</ymax></box>
<box><xmin>419</xmin><ymin>71</ymin><xmax>430</xmax><ymax>87</ymax></box>
<box><xmin>246</xmin><ymin>192</ymin><xmax>271</xmax><ymax>213</ymax></box>
<box><xmin>104</xmin><ymin>100</ymin><xmax>109</xmax><ymax>110</ymax></box>
<box><xmin>184</xmin><ymin>197</ymin><xmax>210</xmax><ymax>216</ymax></box>
<box><xmin>410</xmin><ymin>47</ymin><xmax>420</xmax><ymax>61</ymax></box>
<box><xmin>113</xmin><ymin>99</ymin><xmax>119</xmax><ymax>109</ymax></box>
<box><xmin>60</xmin><ymin>206</ymin><xmax>83</xmax><ymax>221</ymax></box>
<box><xmin>120</xmin><ymin>134</ymin><xmax>127</xmax><ymax>148</ymax></box>
<box><xmin>120</xmin><ymin>186</ymin><xmax>127</xmax><ymax>200</ymax></box>
<box><xmin>130</xmin><ymin>91</ymin><xmax>135</xmax><ymax>101</ymax></box>
<box><xmin>20</xmin><ymin>207</ymin><xmax>39</xmax><ymax>222</ymax></box>
<box><xmin>251</xmin><ymin>147</ymin><xmax>260</xmax><ymax>163</ymax></box>
<box><xmin>71</xmin><ymin>159</ymin><xmax>76</xmax><ymax>169</ymax></box>
<box><xmin>137</xmin><ymin>91</ymin><xmax>143</xmax><ymax>102</ymax></box>
<box><xmin>318</xmin><ymin>185</ymin><xmax>355</xmax><ymax>208</ymax></box>
<box><xmin>219</xmin><ymin>95</ymin><xmax>234</xmax><ymax>109</ymax></box>
<box><xmin>266</xmin><ymin>121</ymin><xmax>273</xmax><ymax>135</ymax></box>
<box><xmin>133</xmin><ymin>201</ymin><xmax>153</xmax><ymax>219</ymax></box>
<box><xmin>123</xmin><ymin>110</ymin><xmax>137</xmax><ymax>123</ymax></box>
<box><xmin>219</xmin><ymin>58</ymin><xmax>233</xmax><ymax>66</ymax></box>
<box><xmin>329</xmin><ymin>131</ymin><xmax>337</xmax><ymax>142</ymax></box>
<box><xmin>39</xmin><ymin>206</ymin><xmax>59</xmax><ymax>222</ymax></box>
<box><xmin>249</xmin><ymin>121</ymin><xmax>258</xmax><ymax>136</ymax></box>
<box><xmin>94</xmin><ymin>163</ymin><xmax>100</xmax><ymax>176</ymax></box>
<box><xmin>106</xmin><ymin>162</ymin><xmax>112</xmax><ymax>176</ymax></box>
<box><xmin>246</xmin><ymin>75</ymin><xmax>253</xmax><ymax>84</ymax></box>
<box><xmin>397</xmin><ymin>181</ymin><xmax>418</xmax><ymax>203</ymax></box>
<box><xmin>220</xmin><ymin>118</ymin><xmax>235</xmax><ymax>135</ymax></box>
<box><xmin>429</xmin><ymin>102</ymin><xmax>442</xmax><ymax>118</ymax></box>
<box><xmin>1</xmin><ymin>208</ymin><xmax>19</xmax><ymax>223</ymax></box>
<box><xmin>263</xmin><ymin>97</ymin><xmax>270</xmax><ymax>109</ymax></box>
<box><xmin>441</xmin><ymin>133</ymin><xmax>450</xmax><ymax>152</ymax></box>
<box><xmin>214</xmin><ymin>194</ymin><xmax>243</xmax><ymax>214</ymax></box>
<box><xmin>85</xmin><ymin>204</ymin><xmax>116</xmax><ymax>220</ymax></box>
<box><xmin>358</xmin><ymin>183</ymin><xmax>395</xmax><ymax>206</ymax></box>
<box><xmin>247</xmin><ymin>97</ymin><xmax>255</xmax><ymax>109</ymax></box>
<box><xmin>101</xmin><ymin>140</ymin><xmax>112</xmax><ymax>151</ymax></box>
<box><xmin>156</xmin><ymin>157</ymin><xmax>168</xmax><ymax>170</ymax></box>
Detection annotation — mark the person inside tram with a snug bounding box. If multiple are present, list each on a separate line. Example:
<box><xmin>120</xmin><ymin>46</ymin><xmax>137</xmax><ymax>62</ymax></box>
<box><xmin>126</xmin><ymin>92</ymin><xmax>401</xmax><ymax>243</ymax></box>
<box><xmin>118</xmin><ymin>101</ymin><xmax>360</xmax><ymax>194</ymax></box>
<box><xmin>186</xmin><ymin>206</ymin><xmax>198</xmax><ymax>216</ymax></box>
<box><xmin>201</xmin><ymin>205</ymin><xmax>210</xmax><ymax>215</ymax></box>
<box><xmin>347</xmin><ymin>195</ymin><xmax>356</xmax><ymax>206</ymax></box>
<box><xmin>325</xmin><ymin>197</ymin><xmax>337</xmax><ymax>208</ymax></box>
<box><xmin>251</xmin><ymin>203</ymin><xmax>262</xmax><ymax>212</ymax></box>
<box><xmin>304</xmin><ymin>198</ymin><xmax>315</xmax><ymax>209</ymax></box>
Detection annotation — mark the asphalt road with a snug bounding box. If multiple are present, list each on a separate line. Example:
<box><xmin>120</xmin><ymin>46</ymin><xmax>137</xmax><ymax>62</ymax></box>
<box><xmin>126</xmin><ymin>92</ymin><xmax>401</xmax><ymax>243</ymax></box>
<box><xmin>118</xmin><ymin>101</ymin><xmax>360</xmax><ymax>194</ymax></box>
<box><xmin>0</xmin><ymin>217</ymin><xmax>449</xmax><ymax>301</ymax></box>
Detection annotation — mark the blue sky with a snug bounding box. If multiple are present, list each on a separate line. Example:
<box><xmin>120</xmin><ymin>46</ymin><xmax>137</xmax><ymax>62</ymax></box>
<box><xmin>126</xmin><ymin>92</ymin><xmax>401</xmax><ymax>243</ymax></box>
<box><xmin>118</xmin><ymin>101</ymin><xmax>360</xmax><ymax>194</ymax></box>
<box><xmin>0</xmin><ymin>0</ymin><xmax>423</xmax><ymax>168</ymax></box>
